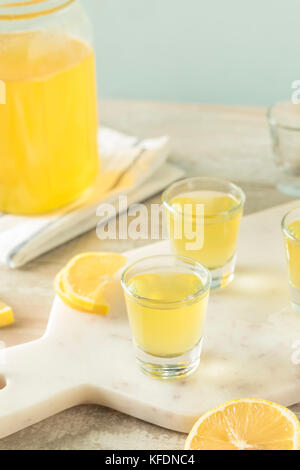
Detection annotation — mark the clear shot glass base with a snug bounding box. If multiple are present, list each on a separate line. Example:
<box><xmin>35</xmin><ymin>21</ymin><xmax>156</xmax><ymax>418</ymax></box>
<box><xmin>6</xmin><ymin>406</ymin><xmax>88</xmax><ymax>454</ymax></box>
<box><xmin>135</xmin><ymin>339</ymin><xmax>203</xmax><ymax>380</ymax></box>
<box><xmin>210</xmin><ymin>255</ymin><xmax>236</xmax><ymax>290</ymax></box>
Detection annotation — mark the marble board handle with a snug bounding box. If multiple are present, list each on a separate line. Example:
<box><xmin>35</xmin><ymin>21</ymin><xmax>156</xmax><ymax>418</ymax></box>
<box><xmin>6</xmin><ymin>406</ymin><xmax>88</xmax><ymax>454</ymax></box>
<box><xmin>0</xmin><ymin>338</ymin><xmax>86</xmax><ymax>440</ymax></box>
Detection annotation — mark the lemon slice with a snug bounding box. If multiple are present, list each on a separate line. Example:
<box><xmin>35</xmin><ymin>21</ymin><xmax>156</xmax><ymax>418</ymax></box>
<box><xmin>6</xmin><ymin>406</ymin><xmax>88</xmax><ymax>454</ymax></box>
<box><xmin>55</xmin><ymin>269</ymin><xmax>81</xmax><ymax>311</ymax></box>
<box><xmin>56</xmin><ymin>252</ymin><xmax>126</xmax><ymax>315</ymax></box>
<box><xmin>0</xmin><ymin>301</ymin><xmax>14</xmax><ymax>328</ymax></box>
<box><xmin>185</xmin><ymin>398</ymin><xmax>300</xmax><ymax>450</ymax></box>
<box><xmin>55</xmin><ymin>268</ymin><xmax>109</xmax><ymax>315</ymax></box>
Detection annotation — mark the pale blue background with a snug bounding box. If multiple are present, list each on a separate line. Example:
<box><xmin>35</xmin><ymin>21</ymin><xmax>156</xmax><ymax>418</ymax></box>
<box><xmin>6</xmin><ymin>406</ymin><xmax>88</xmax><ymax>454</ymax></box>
<box><xmin>84</xmin><ymin>0</ymin><xmax>298</xmax><ymax>105</ymax></box>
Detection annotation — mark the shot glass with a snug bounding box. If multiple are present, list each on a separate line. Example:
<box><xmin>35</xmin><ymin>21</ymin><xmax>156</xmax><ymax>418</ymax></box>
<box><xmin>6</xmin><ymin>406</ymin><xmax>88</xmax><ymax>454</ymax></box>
<box><xmin>162</xmin><ymin>177</ymin><xmax>245</xmax><ymax>290</ymax></box>
<box><xmin>268</xmin><ymin>101</ymin><xmax>300</xmax><ymax>196</ymax></box>
<box><xmin>282</xmin><ymin>207</ymin><xmax>300</xmax><ymax>312</ymax></box>
<box><xmin>121</xmin><ymin>255</ymin><xmax>211</xmax><ymax>379</ymax></box>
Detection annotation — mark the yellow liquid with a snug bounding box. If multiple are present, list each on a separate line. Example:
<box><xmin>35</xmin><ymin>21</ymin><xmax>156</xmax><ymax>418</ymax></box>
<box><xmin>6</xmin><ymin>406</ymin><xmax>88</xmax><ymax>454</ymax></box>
<box><xmin>167</xmin><ymin>191</ymin><xmax>243</xmax><ymax>269</ymax></box>
<box><xmin>0</xmin><ymin>31</ymin><xmax>99</xmax><ymax>214</ymax></box>
<box><xmin>284</xmin><ymin>220</ymin><xmax>300</xmax><ymax>289</ymax></box>
<box><xmin>124</xmin><ymin>271</ymin><xmax>209</xmax><ymax>357</ymax></box>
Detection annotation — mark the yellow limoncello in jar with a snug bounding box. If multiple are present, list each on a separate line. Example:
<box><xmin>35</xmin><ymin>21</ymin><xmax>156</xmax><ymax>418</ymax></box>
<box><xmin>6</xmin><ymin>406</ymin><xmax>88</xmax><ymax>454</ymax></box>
<box><xmin>0</xmin><ymin>0</ymin><xmax>99</xmax><ymax>214</ymax></box>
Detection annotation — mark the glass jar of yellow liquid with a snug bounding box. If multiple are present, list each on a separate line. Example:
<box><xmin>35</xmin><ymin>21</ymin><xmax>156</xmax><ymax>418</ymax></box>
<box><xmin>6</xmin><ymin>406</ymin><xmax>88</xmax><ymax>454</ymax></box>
<box><xmin>163</xmin><ymin>177</ymin><xmax>245</xmax><ymax>289</ymax></box>
<box><xmin>282</xmin><ymin>207</ymin><xmax>300</xmax><ymax>312</ymax></box>
<box><xmin>121</xmin><ymin>255</ymin><xmax>211</xmax><ymax>379</ymax></box>
<box><xmin>0</xmin><ymin>1</ymin><xmax>99</xmax><ymax>214</ymax></box>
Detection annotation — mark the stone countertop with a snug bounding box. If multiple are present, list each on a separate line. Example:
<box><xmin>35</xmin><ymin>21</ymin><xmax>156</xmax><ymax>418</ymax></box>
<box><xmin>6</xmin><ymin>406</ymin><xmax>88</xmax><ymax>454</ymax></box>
<box><xmin>0</xmin><ymin>100</ymin><xmax>298</xmax><ymax>450</ymax></box>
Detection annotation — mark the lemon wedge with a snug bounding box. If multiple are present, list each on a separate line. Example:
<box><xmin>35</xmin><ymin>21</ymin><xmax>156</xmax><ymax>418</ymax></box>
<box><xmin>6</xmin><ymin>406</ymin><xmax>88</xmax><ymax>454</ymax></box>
<box><xmin>0</xmin><ymin>301</ymin><xmax>14</xmax><ymax>328</ymax></box>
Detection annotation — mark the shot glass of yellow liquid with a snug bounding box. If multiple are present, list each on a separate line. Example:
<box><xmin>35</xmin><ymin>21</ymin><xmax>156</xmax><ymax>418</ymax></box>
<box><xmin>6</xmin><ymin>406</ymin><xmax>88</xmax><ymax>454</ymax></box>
<box><xmin>282</xmin><ymin>207</ymin><xmax>300</xmax><ymax>312</ymax></box>
<box><xmin>163</xmin><ymin>177</ymin><xmax>245</xmax><ymax>289</ymax></box>
<box><xmin>121</xmin><ymin>255</ymin><xmax>211</xmax><ymax>379</ymax></box>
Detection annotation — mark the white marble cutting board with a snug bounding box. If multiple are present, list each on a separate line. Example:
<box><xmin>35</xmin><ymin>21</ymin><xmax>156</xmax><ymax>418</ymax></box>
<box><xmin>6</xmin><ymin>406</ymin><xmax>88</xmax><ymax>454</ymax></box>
<box><xmin>1</xmin><ymin>200</ymin><xmax>300</xmax><ymax>439</ymax></box>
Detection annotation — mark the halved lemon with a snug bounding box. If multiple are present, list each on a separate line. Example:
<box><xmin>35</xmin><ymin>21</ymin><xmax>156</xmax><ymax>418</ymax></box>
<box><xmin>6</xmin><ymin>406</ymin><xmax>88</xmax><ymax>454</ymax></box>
<box><xmin>185</xmin><ymin>398</ymin><xmax>300</xmax><ymax>450</ymax></box>
<box><xmin>56</xmin><ymin>252</ymin><xmax>127</xmax><ymax>315</ymax></box>
<box><xmin>0</xmin><ymin>301</ymin><xmax>14</xmax><ymax>328</ymax></box>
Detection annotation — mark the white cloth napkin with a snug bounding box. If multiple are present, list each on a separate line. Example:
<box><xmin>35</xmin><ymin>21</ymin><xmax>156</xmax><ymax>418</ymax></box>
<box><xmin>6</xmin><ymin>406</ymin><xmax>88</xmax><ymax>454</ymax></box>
<box><xmin>0</xmin><ymin>127</ymin><xmax>184</xmax><ymax>268</ymax></box>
